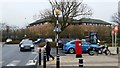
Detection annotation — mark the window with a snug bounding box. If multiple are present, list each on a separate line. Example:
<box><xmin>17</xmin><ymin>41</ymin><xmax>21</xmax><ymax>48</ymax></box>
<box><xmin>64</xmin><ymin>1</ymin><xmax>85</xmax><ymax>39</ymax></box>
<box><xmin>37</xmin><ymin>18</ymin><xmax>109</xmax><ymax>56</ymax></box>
<box><xmin>70</xmin><ymin>42</ymin><xmax>75</xmax><ymax>44</ymax></box>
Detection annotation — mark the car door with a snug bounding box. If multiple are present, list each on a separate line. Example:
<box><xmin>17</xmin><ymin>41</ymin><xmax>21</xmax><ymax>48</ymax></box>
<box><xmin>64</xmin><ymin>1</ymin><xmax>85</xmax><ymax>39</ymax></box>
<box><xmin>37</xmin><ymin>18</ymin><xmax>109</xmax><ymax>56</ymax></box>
<box><xmin>82</xmin><ymin>41</ymin><xmax>89</xmax><ymax>52</ymax></box>
<box><xmin>69</xmin><ymin>41</ymin><xmax>76</xmax><ymax>49</ymax></box>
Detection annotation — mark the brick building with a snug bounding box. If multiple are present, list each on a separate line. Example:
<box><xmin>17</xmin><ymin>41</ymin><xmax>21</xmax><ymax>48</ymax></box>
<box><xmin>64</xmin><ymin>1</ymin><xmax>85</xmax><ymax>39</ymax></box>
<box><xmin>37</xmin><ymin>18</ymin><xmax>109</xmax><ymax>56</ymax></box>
<box><xmin>27</xmin><ymin>18</ymin><xmax>112</xmax><ymax>42</ymax></box>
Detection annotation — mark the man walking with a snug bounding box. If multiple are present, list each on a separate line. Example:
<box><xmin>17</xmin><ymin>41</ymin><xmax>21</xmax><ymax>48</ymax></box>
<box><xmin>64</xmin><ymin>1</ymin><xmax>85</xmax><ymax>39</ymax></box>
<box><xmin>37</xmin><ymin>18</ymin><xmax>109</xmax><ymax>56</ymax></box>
<box><xmin>45</xmin><ymin>41</ymin><xmax>54</xmax><ymax>61</ymax></box>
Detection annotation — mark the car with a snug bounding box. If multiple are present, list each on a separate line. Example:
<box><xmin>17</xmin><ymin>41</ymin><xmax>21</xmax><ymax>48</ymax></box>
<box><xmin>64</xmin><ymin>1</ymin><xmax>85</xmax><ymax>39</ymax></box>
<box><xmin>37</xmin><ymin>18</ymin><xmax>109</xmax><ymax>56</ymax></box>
<box><xmin>58</xmin><ymin>38</ymin><xmax>71</xmax><ymax>49</ymax></box>
<box><xmin>19</xmin><ymin>39</ymin><xmax>30</xmax><ymax>47</ymax></box>
<box><xmin>34</xmin><ymin>38</ymin><xmax>46</xmax><ymax>44</ymax></box>
<box><xmin>63</xmin><ymin>39</ymin><xmax>99</xmax><ymax>54</ymax></box>
<box><xmin>19</xmin><ymin>40</ymin><xmax>34</xmax><ymax>51</ymax></box>
<box><xmin>46</xmin><ymin>38</ymin><xmax>53</xmax><ymax>42</ymax></box>
<box><xmin>58</xmin><ymin>38</ymin><xmax>72</xmax><ymax>49</ymax></box>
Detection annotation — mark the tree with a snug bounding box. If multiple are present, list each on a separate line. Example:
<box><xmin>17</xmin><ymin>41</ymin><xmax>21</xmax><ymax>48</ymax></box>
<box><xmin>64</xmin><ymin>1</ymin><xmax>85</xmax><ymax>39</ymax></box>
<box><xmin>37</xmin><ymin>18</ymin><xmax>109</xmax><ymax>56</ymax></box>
<box><xmin>112</xmin><ymin>12</ymin><xmax>120</xmax><ymax>24</ymax></box>
<box><xmin>112</xmin><ymin>12</ymin><xmax>120</xmax><ymax>38</ymax></box>
<box><xmin>37</xmin><ymin>0</ymin><xmax>92</xmax><ymax>31</ymax></box>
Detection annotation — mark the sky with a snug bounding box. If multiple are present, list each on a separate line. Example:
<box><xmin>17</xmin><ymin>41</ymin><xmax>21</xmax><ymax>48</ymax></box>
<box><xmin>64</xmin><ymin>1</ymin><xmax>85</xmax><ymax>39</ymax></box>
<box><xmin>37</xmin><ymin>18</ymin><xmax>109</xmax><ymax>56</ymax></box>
<box><xmin>0</xmin><ymin>0</ymin><xmax>119</xmax><ymax>28</ymax></box>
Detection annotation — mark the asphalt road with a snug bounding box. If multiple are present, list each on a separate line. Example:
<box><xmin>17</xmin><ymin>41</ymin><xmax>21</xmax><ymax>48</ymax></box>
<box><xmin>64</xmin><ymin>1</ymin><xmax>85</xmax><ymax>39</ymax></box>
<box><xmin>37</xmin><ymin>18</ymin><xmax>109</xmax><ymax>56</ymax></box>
<box><xmin>2</xmin><ymin>44</ymin><xmax>38</xmax><ymax>67</ymax></box>
<box><xmin>1</xmin><ymin>44</ymin><xmax>65</xmax><ymax>67</ymax></box>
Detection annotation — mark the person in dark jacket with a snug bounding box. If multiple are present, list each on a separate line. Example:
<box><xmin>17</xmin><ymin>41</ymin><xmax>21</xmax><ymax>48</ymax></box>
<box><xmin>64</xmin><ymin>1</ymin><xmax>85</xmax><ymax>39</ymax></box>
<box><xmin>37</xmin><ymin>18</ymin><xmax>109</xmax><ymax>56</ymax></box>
<box><xmin>46</xmin><ymin>41</ymin><xmax>54</xmax><ymax>61</ymax></box>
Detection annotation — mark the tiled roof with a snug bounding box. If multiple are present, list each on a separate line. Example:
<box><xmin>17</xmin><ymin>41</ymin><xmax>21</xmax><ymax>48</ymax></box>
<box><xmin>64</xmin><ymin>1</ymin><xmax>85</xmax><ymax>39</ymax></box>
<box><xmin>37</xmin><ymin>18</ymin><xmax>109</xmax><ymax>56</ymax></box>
<box><xmin>29</xmin><ymin>18</ymin><xmax>111</xmax><ymax>26</ymax></box>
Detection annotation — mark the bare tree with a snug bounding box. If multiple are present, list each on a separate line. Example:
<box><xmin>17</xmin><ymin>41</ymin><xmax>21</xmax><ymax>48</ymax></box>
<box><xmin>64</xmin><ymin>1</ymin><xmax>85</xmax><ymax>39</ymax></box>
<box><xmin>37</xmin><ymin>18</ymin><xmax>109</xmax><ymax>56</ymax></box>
<box><xmin>36</xmin><ymin>0</ymin><xmax>92</xmax><ymax>31</ymax></box>
<box><xmin>112</xmin><ymin>12</ymin><xmax>120</xmax><ymax>24</ymax></box>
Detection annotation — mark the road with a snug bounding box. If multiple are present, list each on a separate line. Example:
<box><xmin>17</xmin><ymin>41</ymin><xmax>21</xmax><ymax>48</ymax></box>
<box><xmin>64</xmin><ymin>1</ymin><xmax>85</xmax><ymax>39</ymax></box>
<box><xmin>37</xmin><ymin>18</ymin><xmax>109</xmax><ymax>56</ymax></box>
<box><xmin>2</xmin><ymin>44</ymin><xmax>38</xmax><ymax>67</ymax></box>
<box><xmin>1</xmin><ymin>44</ymin><xmax>65</xmax><ymax>68</ymax></box>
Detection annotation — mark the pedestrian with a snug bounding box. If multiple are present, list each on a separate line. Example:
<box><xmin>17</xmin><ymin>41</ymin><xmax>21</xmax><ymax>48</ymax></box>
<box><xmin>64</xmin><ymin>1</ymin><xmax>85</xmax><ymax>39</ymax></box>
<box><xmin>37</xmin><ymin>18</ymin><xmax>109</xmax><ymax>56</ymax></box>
<box><xmin>45</xmin><ymin>41</ymin><xmax>54</xmax><ymax>61</ymax></box>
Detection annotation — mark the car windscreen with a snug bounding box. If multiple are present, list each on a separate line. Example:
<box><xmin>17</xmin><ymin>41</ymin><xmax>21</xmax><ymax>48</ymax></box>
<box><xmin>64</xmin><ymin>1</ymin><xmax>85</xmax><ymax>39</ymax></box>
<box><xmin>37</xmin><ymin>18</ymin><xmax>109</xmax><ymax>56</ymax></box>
<box><xmin>22</xmin><ymin>41</ymin><xmax>33</xmax><ymax>44</ymax></box>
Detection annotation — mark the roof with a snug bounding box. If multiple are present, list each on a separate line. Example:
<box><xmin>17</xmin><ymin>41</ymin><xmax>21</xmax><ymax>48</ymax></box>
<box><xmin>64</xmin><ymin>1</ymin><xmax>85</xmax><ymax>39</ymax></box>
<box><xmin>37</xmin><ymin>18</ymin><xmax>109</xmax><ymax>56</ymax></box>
<box><xmin>29</xmin><ymin>18</ymin><xmax>111</xmax><ymax>26</ymax></box>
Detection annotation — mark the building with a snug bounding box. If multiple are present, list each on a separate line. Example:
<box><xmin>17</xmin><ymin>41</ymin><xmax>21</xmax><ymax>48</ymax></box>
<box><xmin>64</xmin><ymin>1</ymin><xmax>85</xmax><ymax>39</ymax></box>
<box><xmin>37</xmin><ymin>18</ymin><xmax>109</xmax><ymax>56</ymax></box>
<box><xmin>27</xmin><ymin>18</ymin><xmax>112</xmax><ymax>42</ymax></box>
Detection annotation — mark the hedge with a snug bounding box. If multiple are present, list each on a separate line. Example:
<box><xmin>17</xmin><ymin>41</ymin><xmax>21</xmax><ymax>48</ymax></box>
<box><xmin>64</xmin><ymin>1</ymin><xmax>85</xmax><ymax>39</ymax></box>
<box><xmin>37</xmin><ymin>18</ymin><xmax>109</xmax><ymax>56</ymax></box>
<box><xmin>37</xmin><ymin>42</ymin><xmax>56</xmax><ymax>48</ymax></box>
<box><xmin>5</xmin><ymin>40</ymin><xmax>20</xmax><ymax>44</ymax></box>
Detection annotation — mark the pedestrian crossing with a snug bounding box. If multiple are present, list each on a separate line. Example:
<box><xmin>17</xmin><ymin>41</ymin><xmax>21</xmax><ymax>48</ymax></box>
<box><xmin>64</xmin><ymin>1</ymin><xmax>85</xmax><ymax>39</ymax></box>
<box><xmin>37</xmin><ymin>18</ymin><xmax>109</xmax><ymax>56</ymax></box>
<box><xmin>6</xmin><ymin>60</ymin><xmax>20</xmax><ymax>66</ymax></box>
<box><xmin>2</xmin><ymin>60</ymin><xmax>37</xmax><ymax>66</ymax></box>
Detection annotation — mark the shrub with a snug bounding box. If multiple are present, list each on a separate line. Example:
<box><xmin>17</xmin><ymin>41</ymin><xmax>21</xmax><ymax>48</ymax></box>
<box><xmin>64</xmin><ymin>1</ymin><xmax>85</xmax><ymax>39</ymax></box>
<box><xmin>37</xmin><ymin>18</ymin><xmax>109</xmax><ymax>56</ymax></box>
<box><xmin>5</xmin><ymin>40</ymin><xmax>20</xmax><ymax>44</ymax></box>
<box><xmin>37</xmin><ymin>42</ymin><xmax>56</xmax><ymax>48</ymax></box>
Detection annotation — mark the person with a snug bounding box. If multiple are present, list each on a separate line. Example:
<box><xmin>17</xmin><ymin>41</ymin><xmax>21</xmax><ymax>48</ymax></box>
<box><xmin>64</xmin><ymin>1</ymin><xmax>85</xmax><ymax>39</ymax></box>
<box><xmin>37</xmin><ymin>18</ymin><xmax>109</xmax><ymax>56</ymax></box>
<box><xmin>45</xmin><ymin>41</ymin><xmax>54</xmax><ymax>61</ymax></box>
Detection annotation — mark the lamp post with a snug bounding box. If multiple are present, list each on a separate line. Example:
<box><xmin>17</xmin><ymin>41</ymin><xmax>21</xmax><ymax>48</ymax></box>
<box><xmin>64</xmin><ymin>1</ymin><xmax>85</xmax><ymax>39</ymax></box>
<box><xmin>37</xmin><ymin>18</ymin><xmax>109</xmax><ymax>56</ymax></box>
<box><xmin>54</xmin><ymin>9</ymin><xmax>61</xmax><ymax>68</ymax></box>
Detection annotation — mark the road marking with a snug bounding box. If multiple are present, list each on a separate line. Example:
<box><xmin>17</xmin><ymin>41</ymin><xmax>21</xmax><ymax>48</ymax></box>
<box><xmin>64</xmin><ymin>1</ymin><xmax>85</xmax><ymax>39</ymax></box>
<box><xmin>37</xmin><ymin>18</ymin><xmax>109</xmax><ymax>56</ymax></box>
<box><xmin>0</xmin><ymin>61</ymin><xmax>4</xmax><ymax>65</ymax></box>
<box><xmin>32</xmin><ymin>52</ymin><xmax>37</xmax><ymax>54</ymax></box>
<box><xmin>6</xmin><ymin>60</ymin><xmax>20</xmax><ymax>66</ymax></box>
<box><xmin>26</xmin><ymin>60</ymin><xmax>37</xmax><ymax>65</ymax></box>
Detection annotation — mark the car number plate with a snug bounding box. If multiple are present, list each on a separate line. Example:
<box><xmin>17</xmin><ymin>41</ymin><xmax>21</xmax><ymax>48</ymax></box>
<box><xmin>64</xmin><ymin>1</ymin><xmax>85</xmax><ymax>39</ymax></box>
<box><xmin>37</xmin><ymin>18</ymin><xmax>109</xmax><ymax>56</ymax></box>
<box><xmin>25</xmin><ymin>47</ymin><xmax>30</xmax><ymax>49</ymax></box>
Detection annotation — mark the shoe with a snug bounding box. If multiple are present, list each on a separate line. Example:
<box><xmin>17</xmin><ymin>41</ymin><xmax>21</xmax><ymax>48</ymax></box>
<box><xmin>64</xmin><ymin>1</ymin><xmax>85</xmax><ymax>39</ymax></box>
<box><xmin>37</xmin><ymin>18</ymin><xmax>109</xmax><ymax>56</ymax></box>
<box><xmin>47</xmin><ymin>60</ymin><xmax>49</xmax><ymax>61</ymax></box>
<box><xmin>52</xmin><ymin>57</ymin><xmax>54</xmax><ymax>60</ymax></box>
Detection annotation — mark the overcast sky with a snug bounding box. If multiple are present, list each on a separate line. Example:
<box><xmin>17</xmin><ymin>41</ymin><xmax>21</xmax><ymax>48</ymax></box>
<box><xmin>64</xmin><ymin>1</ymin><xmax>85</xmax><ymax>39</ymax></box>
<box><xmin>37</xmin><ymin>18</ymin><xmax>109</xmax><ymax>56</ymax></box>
<box><xmin>0</xmin><ymin>0</ymin><xmax>119</xmax><ymax>28</ymax></box>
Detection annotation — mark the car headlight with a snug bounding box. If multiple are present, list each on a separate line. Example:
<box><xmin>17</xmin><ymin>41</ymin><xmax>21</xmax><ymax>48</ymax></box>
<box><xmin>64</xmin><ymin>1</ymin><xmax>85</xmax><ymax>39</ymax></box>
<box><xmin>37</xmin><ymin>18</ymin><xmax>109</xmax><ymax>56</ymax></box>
<box><xmin>31</xmin><ymin>45</ymin><xmax>34</xmax><ymax>47</ymax></box>
<box><xmin>21</xmin><ymin>45</ymin><xmax>24</xmax><ymax>47</ymax></box>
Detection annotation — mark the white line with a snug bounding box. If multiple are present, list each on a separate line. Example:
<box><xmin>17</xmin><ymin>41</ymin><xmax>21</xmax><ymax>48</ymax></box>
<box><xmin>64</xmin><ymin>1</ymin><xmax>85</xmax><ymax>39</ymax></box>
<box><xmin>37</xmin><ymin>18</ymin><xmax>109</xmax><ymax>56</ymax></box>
<box><xmin>31</xmin><ymin>52</ymin><xmax>37</xmax><ymax>54</ymax></box>
<box><xmin>26</xmin><ymin>60</ymin><xmax>37</xmax><ymax>66</ymax></box>
<box><xmin>6</xmin><ymin>60</ymin><xmax>20</xmax><ymax>66</ymax></box>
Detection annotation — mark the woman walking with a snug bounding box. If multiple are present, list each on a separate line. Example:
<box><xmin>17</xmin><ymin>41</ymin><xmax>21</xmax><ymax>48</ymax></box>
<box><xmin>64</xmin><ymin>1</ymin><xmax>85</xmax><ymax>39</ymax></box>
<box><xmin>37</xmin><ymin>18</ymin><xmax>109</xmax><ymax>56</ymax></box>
<box><xmin>45</xmin><ymin>41</ymin><xmax>54</xmax><ymax>61</ymax></box>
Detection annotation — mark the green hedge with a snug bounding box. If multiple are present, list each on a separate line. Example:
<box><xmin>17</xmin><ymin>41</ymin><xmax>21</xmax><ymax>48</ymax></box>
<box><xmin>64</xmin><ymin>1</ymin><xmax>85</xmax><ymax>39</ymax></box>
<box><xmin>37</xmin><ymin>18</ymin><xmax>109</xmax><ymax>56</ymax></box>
<box><xmin>37</xmin><ymin>42</ymin><xmax>56</xmax><ymax>48</ymax></box>
<box><xmin>5</xmin><ymin>40</ymin><xmax>20</xmax><ymax>44</ymax></box>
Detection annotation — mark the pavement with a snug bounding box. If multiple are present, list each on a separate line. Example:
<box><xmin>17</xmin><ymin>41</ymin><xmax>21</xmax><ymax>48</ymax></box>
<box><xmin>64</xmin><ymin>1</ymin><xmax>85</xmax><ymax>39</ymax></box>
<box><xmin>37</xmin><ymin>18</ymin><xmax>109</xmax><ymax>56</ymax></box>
<box><xmin>38</xmin><ymin>47</ymin><xmax>119</xmax><ymax>68</ymax></box>
<box><xmin>39</xmin><ymin>54</ymin><xmax>118</xmax><ymax>67</ymax></box>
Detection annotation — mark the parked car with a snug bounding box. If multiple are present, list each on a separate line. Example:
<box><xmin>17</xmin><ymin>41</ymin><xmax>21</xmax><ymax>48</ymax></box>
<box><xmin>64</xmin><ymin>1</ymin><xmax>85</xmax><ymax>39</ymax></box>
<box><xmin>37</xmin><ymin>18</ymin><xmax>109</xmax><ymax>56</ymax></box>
<box><xmin>19</xmin><ymin>40</ymin><xmax>34</xmax><ymax>51</ymax></box>
<box><xmin>34</xmin><ymin>38</ymin><xmax>46</xmax><ymax>44</ymax></box>
<box><xmin>58</xmin><ymin>39</ymin><xmax>72</xmax><ymax>49</ymax></box>
<box><xmin>63</xmin><ymin>39</ymin><xmax>99</xmax><ymax>54</ymax></box>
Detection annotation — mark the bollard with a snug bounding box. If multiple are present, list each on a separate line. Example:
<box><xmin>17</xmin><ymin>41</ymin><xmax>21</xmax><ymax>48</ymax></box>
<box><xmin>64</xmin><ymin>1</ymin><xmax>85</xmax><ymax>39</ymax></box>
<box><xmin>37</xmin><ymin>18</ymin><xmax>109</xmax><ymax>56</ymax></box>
<box><xmin>79</xmin><ymin>58</ymin><xmax>83</xmax><ymax>67</ymax></box>
<box><xmin>39</xmin><ymin>48</ymin><xmax>41</xmax><ymax>65</ymax></box>
<box><xmin>43</xmin><ymin>51</ymin><xmax>46</xmax><ymax>68</ymax></box>
<box><xmin>79</xmin><ymin>55</ymin><xmax>83</xmax><ymax>67</ymax></box>
<box><xmin>56</xmin><ymin>55</ymin><xmax>60</xmax><ymax>68</ymax></box>
<box><xmin>117</xmin><ymin>47</ymin><xmax>119</xmax><ymax>54</ymax></box>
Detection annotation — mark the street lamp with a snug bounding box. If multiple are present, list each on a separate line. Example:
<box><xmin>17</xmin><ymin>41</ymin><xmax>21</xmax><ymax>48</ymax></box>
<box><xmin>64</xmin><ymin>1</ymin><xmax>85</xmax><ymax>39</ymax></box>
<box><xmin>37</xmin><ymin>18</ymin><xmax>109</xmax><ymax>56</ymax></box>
<box><xmin>54</xmin><ymin>8</ymin><xmax>61</xmax><ymax>68</ymax></box>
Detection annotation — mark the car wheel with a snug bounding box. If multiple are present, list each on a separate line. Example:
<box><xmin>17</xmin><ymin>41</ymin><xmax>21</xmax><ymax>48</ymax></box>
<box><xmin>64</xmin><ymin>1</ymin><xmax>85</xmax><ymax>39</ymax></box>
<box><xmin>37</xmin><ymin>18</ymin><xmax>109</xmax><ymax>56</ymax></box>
<box><xmin>88</xmin><ymin>50</ymin><xmax>95</xmax><ymax>56</ymax></box>
<box><xmin>31</xmin><ymin>49</ymin><xmax>34</xmax><ymax>52</ymax></box>
<box><xmin>69</xmin><ymin>48</ymin><xmax>75</xmax><ymax>54</ymax></box>
<box><xmin>20</xmin><ymin>48</ymin><xmax>23</xmax><ymax>52</ymax></box>
<box><xmin>105</xmin><ymin>50</ymin><xmax>111</xmax><ymax>55</ymax></box>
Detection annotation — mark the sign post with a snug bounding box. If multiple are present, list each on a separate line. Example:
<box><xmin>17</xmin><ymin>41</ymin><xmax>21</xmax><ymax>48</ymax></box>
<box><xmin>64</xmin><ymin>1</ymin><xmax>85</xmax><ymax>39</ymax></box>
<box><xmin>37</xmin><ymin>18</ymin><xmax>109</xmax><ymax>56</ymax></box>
<box><xmin>114</xmin><ymin>25</ymin><xmax>119</xmax><ymax>54</ymax></box>
<box><xmin>114</xmin><ymin>25</ymin><xmax>118</xmax><ymax>47</ymax></box>
<box><xmin>111</xmin><ymin>30</ymin><xmax>115</xmax><ymax>47</ymax></box>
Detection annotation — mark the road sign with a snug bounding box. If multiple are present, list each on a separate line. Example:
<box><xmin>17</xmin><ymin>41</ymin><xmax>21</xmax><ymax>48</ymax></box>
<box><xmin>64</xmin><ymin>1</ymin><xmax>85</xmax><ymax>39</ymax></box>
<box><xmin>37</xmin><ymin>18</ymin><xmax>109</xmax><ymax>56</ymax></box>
<box><xmin>114</xmin><ymin>25</ymin><xmax>118</xmax><ymax>33</ymax></box>
<box><xmin>112</xmin><ymin>30</ymin><xmax>115</xmax><ymax>35</ymax></box>
<box><xmin>89</xmin><ymin>32</ymin><xmax>98</xmax><ymax>44</ymax></box>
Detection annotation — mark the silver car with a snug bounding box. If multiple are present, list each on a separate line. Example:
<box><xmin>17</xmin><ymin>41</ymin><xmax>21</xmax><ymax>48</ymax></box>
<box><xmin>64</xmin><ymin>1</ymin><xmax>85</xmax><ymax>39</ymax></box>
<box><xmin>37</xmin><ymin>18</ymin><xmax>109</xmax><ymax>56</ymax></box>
<box><xmin>19</xmin><ymin>40</ymin><xmax>34</xmax><ymax>51</ymax></box>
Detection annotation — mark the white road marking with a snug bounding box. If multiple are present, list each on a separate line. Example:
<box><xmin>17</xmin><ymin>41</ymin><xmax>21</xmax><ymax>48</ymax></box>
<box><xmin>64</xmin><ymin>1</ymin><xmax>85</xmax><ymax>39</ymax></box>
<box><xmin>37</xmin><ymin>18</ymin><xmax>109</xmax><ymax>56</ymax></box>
<box><xmin>26</xmin><ymin>60</ymin><xmax>37</xmax><ymax>65</ymax></box>
<box><xmin>0</xmin><ymin>61</ymin><xmax>4</xmax><ymax>65</ymax></box>
<box><xmin>31</xmin><ymin>52</ymin><xmax>37</xmax><ymax>54</ymax></box>
<box><xmin>6</xmin><ymin>60</ymin><xmax>20</xmax><ymax>66</ymax></box>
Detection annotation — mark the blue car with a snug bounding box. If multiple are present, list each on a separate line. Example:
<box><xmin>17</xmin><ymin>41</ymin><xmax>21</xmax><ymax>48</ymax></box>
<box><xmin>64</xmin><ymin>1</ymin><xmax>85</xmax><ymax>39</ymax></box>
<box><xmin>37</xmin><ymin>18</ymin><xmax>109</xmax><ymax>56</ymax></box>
<box><xmin>63</xmin><ymin>40</ymin><xmax>99</xmax><ymax>54</ymax></box>
<box><xmin>34</xmin><ymin>38</ymin><xmax>46</xmax><ymax>44</ymax></box>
